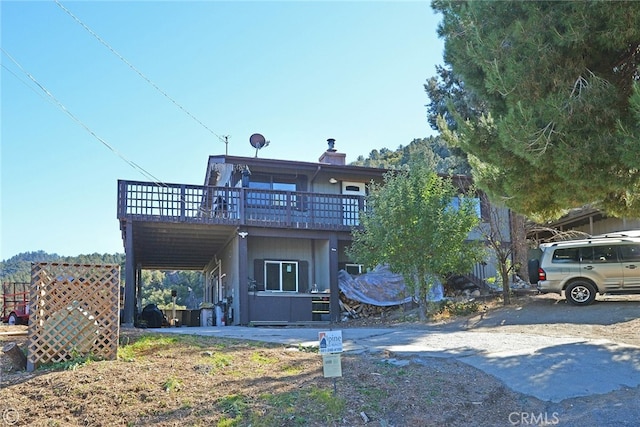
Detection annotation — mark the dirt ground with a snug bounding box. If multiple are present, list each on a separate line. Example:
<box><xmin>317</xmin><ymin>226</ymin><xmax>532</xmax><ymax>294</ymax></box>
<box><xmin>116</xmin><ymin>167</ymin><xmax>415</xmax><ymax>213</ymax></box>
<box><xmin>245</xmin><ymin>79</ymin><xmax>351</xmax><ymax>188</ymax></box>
<box><xmin>1</xmin><ymin>292</ymin><xmax>639</xmax><ymax>426</ymax></box>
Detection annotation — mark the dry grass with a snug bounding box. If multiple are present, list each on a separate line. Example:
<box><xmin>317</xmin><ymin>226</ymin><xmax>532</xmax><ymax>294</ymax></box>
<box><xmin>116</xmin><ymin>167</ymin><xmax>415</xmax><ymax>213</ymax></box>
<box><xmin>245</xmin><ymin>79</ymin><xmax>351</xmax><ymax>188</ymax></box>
<box><xmin>2</xmin><ymin>293</ymin><xmax>638</xmax><ymax>427</ymax></box>
<box><xmin>1</xmin><ymin>327</ymin><xmax>536</xmax><ymax>427</ymax></box>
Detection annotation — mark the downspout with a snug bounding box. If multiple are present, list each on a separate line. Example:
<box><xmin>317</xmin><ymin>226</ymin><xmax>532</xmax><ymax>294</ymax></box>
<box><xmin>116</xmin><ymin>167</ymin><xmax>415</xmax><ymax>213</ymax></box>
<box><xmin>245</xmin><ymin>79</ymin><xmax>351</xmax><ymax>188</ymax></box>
<box><xmin>309</xmin><ymin>165</ymin><xmax>322</xmax><ymax>192</ymax></box>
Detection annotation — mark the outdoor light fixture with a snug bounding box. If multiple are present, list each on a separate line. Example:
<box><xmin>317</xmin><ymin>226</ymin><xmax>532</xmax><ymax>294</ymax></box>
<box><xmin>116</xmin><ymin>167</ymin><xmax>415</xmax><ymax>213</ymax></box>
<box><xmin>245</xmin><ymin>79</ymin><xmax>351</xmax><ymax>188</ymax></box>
<box><xmin>329</xmin><ymin>178</ymin><xmax>338</xmax><ymax>184</ymax></box>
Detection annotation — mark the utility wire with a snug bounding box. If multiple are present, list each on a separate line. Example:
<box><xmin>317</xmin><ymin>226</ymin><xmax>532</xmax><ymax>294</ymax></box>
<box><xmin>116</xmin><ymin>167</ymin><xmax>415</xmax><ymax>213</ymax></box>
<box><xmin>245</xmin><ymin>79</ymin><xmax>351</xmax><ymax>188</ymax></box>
<box><xmin>2</xmin><ymin>63</ymin><xmax>56</xmax><ymax>107</ymax></box>
<box><xmin>1</xmin><ymin>47</ymin><xmax>167</xmax><ymax>187</ymax></box>
<box><xmin>4</xmin><ymin>51</ymin><xmax>214</xmax><ymax>216</ymax></box>
<box><xmin>54</xmin><ymin>0</ymin><xmax>228</xmax><ymax>146</ymax></box>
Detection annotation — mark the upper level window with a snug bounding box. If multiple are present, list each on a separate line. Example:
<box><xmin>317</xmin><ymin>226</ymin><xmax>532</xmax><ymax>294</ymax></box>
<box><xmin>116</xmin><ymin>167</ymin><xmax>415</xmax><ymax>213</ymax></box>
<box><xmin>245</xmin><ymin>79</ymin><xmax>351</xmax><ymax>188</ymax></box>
<box><xmin>248</xmin><ymin>176</ymin><xmax>297</xmax><ymax>207</ymax></box>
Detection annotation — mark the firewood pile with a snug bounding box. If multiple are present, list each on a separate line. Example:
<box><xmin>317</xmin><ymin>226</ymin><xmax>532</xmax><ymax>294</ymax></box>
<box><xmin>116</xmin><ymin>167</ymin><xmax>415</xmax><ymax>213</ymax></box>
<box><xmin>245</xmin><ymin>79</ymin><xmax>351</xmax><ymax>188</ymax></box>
<box><xmin>339</xmin><ymin>293</ymin><xmax>400</xmax><ymax>319</ymax></box>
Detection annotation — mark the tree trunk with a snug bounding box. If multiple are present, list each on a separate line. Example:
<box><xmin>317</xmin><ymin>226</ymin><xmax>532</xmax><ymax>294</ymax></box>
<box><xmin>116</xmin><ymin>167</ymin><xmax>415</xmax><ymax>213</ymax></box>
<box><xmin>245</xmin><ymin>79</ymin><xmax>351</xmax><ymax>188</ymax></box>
<box><xmin>501</xmin><ymin>266</ymin><xmax>511</xmax><ymax>305</ymax></box>
<box><xmin>511</xmin><ymin>213</ymin><xmax>528</xmax><ymax>281</ymax></box>
<box><xmin>2</xmin><ymin>342</ymin><xmax>27</xmax><ymax>371</ymax></box>
<box><xmin>418</xmin><ymin>283</ymin><xmax>428</xmax><ymax>321</ymax></box>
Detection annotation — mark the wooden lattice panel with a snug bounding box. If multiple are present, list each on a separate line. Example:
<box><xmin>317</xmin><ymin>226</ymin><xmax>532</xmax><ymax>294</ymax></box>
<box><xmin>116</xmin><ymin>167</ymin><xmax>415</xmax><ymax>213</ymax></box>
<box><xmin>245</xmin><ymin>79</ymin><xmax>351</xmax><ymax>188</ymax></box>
<box><xmin>27</xmin><ymin>263</ymin><xmax>120</xmax><ymax>370</ymax></box>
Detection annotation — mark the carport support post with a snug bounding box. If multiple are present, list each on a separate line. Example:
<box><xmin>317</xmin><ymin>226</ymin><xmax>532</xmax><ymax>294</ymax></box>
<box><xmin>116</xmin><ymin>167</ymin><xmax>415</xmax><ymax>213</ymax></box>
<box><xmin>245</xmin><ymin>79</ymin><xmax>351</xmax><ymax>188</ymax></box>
<box><xmin>136</xmin><ymin>266</ymin><xmax>142</xmax><ymax>317</ymax></box>
<box><xmin>123</xmin><ymin>221</ymin><xmax>136</xmax><ymax>326</ymax></box>
<box><xmin>238</xmin><ymin>231</ymin><xmax>249</xmax><ymax>325</ymax></box>
<box><xmin>329</xmin><ymin>234</ymin><xmax>339</xmax><ymax>322</ymax></box>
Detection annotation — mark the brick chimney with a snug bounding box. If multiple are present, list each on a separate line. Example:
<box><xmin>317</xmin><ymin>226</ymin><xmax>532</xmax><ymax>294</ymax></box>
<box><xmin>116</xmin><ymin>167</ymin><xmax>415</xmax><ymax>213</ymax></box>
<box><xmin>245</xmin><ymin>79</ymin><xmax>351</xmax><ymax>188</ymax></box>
<box><xmin>318</xmin><ymin>138</ymin><xmax>346</xmax><ymax>165</ymax></box>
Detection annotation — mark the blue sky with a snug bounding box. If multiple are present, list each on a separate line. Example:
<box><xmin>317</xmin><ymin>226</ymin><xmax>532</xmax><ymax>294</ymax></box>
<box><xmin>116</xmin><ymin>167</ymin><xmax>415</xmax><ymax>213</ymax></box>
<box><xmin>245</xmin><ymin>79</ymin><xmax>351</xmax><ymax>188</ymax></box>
<box><xmin>1</xmin><ymin>1</ymin><xmax>443</xmax><ymax>260</ymax></box>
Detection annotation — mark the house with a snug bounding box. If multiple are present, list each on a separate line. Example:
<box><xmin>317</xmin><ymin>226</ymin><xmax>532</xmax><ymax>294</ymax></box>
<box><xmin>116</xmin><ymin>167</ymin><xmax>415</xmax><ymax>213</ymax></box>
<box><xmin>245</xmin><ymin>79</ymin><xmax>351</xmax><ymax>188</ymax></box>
<box><xmin>117</xmin><ymin>140</ymin><xmax>510</xmax><ymax>326</ymax></box>
<box><xmin>530</xmin><ymin>206</ymin><xmax>640</xmax><ymax>241</ymax></box>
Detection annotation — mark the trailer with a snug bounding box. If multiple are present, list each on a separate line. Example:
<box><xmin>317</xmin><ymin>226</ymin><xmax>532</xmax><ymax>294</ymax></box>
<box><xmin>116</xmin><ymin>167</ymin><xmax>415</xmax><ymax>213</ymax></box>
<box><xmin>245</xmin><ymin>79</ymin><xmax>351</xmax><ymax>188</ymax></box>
<box><xmin>2</xmin><ymin>282</ymin><xmax>29</xmax><ymax>325</ymax></box>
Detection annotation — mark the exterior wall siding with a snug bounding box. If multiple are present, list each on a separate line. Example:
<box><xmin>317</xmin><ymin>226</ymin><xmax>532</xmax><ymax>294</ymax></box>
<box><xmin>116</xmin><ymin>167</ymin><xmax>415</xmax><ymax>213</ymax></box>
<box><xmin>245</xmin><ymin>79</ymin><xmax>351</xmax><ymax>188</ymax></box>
<box><xmin>572</xmin><ymin>218</ymin><xmax>640</xmax><ymax>236</ymax></box>
<box><xmin>249</xmin><ymin>238</ymin><xmax>313</xmax><ymax>286</ymax></box>
<box><xmin>313</xmin><ymin>240</ymin><xmax>330</xmax><ymax>292</ymax></box>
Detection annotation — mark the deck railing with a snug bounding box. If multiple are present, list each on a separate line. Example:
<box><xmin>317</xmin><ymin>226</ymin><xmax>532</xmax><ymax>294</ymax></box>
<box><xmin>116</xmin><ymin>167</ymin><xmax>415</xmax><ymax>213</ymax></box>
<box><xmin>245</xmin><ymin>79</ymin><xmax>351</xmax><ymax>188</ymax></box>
<box><xmin>118</xmin><ymin>180</ymin><xmax>365</xmax><ymax>230</ymax></box>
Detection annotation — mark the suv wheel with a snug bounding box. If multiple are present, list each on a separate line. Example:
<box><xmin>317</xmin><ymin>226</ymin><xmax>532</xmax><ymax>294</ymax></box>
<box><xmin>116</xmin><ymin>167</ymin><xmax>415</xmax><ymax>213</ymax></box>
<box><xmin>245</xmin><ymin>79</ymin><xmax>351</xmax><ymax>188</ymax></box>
<box><xmin>565</xmin><ymin>280</ymin><xmax>596</xmax><ymax>306</ymax></box>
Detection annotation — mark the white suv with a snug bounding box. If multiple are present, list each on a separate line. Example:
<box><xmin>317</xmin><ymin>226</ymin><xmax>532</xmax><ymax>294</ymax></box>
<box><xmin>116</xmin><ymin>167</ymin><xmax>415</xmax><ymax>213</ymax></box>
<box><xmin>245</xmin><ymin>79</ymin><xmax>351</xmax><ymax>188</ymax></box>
<box><xmin>533</xmin><ymin>231</ymin><xmax>640</xmax><ymax>305</ymax></box>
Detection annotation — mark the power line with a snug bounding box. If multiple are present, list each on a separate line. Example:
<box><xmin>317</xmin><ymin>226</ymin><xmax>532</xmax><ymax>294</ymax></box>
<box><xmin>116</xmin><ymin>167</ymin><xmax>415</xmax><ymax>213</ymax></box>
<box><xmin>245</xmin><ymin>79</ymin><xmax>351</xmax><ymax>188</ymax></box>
<box><xmin>1</xmin><ymin>47</ymin><xmax>167</xmax><ymax>187</ymax></box>
<box><xmin>1</xmin><ymin>63</ymin><xmax>55</xmax><ymax>106</ymax></box>
<box><xmin>54</xmin><ymin>0</ymin><xmax>229</xmax><ymax>146</ymax></box>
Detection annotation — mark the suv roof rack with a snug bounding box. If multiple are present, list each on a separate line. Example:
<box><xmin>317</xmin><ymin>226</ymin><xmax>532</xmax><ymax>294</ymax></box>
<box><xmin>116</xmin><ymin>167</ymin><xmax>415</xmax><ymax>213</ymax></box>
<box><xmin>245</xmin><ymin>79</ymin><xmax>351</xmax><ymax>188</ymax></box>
<box><xmin>591</xmin><ymin>230</ymin><xmax>640</xmax><ymax>239</ymax></box>
<box><xmin>545</xmin><ymin>237</ymin><xmax>636</xmax><ymax>247</ymax></box>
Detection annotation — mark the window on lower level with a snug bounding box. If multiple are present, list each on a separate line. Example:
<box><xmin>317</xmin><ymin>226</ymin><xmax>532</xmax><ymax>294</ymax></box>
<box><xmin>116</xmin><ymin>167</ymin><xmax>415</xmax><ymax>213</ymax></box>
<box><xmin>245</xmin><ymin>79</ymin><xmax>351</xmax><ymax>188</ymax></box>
<box><xmin>265</xmin><ymin>261</ymin><xmax>298</xmax><ymax>292</ymax></box>
<box><xmin>345</xmin><ymin>264</ymin><xmax>364</xmax><ymax>275</ymax></box>
<box><xmin>448</xmin><ymin>196</ymin><xmax>482</xmax><ymax>218</ymax></box>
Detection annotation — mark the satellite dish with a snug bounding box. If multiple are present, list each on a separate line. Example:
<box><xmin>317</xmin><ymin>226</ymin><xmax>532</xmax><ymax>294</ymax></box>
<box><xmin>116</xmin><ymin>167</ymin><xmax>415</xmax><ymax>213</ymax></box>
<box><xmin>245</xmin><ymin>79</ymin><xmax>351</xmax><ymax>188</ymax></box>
<box><xmin>249</xmin><ymin>133</ymin><xmax>270</xmax><ymax>157</ymax></box>
<box><xmin>250</xmin><ymin>133</ymin><xmax>266</xmax><ymax>148</ymax></box>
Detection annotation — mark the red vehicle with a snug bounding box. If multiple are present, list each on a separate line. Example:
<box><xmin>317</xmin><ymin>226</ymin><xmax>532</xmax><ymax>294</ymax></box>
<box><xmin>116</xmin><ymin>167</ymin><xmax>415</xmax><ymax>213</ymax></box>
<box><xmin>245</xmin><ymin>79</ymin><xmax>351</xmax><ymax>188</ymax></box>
<box><xmin>2</xmin><ymin>282</ymin><xmax>29</xmax><ymax>325</ymax></box>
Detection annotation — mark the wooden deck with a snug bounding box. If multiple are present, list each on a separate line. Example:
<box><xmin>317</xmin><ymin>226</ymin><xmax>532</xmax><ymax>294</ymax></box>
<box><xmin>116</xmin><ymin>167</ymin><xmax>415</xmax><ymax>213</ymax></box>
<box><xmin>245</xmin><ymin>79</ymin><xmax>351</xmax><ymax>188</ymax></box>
<box><xmin>118</xmin><ymin>180</ymin><xmax>365</xmax><ymax>231</ymax></box>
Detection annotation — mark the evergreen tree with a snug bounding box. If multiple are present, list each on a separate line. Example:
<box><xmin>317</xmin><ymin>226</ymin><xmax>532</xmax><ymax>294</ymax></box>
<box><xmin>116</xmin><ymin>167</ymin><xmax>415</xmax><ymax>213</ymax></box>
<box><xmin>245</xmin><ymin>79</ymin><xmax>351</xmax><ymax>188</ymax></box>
<box><xmin>432</xmin><ymin>0</ymin><xmax>640</xmax><ymax>220</ymax></box>
<box><xmin>351</xmin><ymin>136</ymin><xmax>471</xmax><ymax>174</ymax></box>
<box><xmin>425</xmin><ymin>64</ymin><xmax>488</xmax><ymax>132</ymax></box>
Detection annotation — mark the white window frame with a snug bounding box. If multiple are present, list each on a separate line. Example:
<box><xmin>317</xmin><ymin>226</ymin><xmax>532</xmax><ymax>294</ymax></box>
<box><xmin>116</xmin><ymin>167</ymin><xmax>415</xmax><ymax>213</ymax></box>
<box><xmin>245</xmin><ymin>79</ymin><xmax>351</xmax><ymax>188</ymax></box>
<box><xmin>345</xmin><ymin>263</ymin><xmax>364</xmax><ymax>275</ymax></box>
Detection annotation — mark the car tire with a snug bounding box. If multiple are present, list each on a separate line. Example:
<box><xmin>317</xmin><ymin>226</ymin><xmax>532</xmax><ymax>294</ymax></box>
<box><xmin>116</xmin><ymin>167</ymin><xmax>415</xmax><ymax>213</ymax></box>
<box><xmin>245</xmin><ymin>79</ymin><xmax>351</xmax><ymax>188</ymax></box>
<box><xmin>8</xmin><ymin>313</ymin><xmax>18</xmax><ymax>325</ymax></box>
<box><xmin>565</xmin><ymin>280</ymin><xmax>596</xmax><ymax>306</ymax></box>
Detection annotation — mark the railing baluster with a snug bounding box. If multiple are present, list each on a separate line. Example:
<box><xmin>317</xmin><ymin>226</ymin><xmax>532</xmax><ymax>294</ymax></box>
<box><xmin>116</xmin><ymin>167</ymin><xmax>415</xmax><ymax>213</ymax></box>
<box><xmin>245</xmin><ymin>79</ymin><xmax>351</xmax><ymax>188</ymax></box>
<box><xmin>286</xmin><ymin>191</ymin><xmax>292</xmax><ymax>226</ymax></box>
<box><xmin>180</xmin><ymin>185</ymin><xmax>186</xmax><ymax>221</ymax></box>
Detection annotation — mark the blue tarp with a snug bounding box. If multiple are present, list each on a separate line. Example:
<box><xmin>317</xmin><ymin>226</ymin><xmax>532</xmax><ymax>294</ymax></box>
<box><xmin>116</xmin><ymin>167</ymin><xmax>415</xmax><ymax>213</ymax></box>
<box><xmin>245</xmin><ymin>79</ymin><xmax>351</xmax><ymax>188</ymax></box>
<box><xmin>338</xmin><ymin>265</ymin><xmax>444</xmax><ymax>306</ymax></box>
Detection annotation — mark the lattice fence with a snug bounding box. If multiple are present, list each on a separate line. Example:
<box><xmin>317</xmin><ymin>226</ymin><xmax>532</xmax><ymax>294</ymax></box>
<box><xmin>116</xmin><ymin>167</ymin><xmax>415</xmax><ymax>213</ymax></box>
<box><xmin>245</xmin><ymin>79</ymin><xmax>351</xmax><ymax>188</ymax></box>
<box><xmin>27</xmin><ymin>263</ymin><xmax>120</xmax><ymax>371</ymax></box>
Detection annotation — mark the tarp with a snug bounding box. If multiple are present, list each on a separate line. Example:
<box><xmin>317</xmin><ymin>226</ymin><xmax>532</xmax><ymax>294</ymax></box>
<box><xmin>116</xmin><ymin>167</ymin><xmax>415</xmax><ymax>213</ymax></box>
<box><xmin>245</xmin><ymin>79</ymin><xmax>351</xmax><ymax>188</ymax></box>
<box><xmin>338</xmin><ymin>265</ymin><xmax>444</xmax><ymax>307</ymax></box>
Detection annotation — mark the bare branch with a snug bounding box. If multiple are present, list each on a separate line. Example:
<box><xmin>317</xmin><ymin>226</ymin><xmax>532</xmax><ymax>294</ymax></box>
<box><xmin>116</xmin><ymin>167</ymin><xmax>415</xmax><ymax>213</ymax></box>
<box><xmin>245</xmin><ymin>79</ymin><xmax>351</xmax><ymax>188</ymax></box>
<box><xmin>525</xmin><ymin>225</ymin><xmax>591</xmax><ymax>245</ymax></box>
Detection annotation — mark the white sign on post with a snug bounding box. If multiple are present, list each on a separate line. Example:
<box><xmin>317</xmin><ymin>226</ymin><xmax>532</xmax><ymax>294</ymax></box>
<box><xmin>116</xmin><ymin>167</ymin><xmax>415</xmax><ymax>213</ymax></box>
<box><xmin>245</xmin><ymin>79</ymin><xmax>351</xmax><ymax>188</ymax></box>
<box><xmin>318</xmin><ymin>330</ymin><xmax>343</xmax><ymax>354</ymax></box>
<box><xmin>319</xmin><ymin>330</ymin><xmax>343</xmax><ymax>381</ymax></box>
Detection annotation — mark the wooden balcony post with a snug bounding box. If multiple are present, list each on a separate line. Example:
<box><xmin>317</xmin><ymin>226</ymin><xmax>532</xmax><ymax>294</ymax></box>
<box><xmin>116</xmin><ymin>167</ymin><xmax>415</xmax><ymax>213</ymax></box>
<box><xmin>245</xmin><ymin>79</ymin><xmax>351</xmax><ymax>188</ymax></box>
<box><xmin>123</xmin><ymin>221</ymin><xmax>136</xmax><ymax>326</ymax></box>
<box><xmin>238</xmin><ymin>234</ymin><xmax>249</xmax><ymax>325</ymax></box>
<box><xmin>285</xmin><ymin>191</ymin><xmax>292</xmax><ymax>225</ymax></box>
<box><xmin>239</xmin><ymin>188</ymin><xmax>246</xmax><ymax>225</ymax></box>
<box><xmin>329</xmin><ymin>233</ymin><xmax>339</xmax><ymax>322</ymax></box>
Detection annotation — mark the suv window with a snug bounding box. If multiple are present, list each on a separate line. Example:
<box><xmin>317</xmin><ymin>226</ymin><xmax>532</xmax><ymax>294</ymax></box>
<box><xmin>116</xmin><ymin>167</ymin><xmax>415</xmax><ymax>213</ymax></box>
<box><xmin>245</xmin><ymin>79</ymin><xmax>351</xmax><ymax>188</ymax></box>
<box><xmin>619</xmin><ymin>244</ymin><xmax>640</xmax><ymax>262</ymax></box>
<box><xmin>583</xmin><ymin>245</ymin><xmax>618</xmax><ymax>263</ymax></box>
<box><xmin>552</xmin><ymin>248</ymin><xmax>580</xmax><ymax>263</ymax></box>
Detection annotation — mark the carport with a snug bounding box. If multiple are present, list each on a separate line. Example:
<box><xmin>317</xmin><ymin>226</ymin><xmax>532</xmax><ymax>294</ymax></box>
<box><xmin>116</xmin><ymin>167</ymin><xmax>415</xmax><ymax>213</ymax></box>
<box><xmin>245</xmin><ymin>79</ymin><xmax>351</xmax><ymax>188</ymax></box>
<box><xmin>119</xmin><ymin>218</ymin><xmax>238</xmax><ymax>325</ymax></box>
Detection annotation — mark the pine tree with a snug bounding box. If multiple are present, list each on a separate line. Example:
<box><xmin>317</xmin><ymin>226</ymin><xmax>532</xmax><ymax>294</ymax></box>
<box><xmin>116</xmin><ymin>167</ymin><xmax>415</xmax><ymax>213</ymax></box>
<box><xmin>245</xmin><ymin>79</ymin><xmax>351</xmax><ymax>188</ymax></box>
<box><xmin>433</xmin><ymin>0</ymin><xmax>640</xmax><ymax>220</ymax></box>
